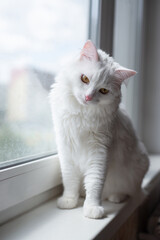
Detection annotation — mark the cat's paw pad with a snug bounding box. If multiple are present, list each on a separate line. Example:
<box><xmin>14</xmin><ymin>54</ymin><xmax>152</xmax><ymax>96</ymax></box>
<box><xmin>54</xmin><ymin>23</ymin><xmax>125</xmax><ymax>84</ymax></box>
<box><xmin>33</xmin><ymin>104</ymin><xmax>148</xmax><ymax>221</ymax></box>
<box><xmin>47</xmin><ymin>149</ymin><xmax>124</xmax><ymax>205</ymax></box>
<box><xmin>108</xmin><ymin>194</ymin><xmax>128</xmax><ymax>203</ymax></box>
<box><xmin>57</xmin><ymin>196</ymin><xmax>78</xmax><ymax>209</ymax></box>
<box><xmin>83</xmin><ymin>205</ymin><xmax>105</xmax><ymax>219</ymax></box>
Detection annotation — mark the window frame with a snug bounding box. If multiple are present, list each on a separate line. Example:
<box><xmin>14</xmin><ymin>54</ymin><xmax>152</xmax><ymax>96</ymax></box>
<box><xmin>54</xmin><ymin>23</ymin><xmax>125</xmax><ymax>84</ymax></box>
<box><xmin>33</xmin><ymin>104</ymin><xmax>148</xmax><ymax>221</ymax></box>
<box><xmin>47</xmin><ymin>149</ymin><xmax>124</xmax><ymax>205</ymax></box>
<box><xmin>88</xmin><ymin>0</ymin><xmax>115</xmax><ymax>53</ymax></box>
<box><xmin>0</xmin><ymin>155</ymin><xmax>61</xmax><ymax>213</ymax></box>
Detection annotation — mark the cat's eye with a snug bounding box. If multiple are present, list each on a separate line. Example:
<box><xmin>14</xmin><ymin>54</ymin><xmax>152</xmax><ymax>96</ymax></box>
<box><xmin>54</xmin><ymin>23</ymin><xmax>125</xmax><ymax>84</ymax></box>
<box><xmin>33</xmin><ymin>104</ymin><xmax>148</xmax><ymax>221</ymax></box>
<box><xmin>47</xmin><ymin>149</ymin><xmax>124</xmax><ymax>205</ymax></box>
<box><xmin>99</xmin><ymin>88</ymin><xmax>109</xmax><ymax>94</ymax></box>
<box><xmin>81</xmin><ymin>74</ymin><xmax>90</xmax><ymax>84</ymax></box>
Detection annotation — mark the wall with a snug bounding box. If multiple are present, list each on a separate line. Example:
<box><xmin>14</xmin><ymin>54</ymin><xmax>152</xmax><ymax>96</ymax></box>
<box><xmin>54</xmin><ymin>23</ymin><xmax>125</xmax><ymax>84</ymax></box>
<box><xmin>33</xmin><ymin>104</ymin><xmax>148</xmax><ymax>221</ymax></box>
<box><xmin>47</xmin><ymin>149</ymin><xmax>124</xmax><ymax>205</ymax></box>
<box><xmin>143</xmin><ymin>0</ymin><xmax>160</xmax><ymax>153</ymax></box>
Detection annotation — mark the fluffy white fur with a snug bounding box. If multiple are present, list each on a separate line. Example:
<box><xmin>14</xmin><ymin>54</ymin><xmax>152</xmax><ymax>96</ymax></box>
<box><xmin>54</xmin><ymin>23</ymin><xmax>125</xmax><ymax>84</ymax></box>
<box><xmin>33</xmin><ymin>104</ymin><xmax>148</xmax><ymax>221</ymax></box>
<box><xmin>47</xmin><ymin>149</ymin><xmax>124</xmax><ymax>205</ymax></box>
<box><xmin>50</xmin><ymin>40</ymin><xmax>149</xmax><ymax>219</ymax></box>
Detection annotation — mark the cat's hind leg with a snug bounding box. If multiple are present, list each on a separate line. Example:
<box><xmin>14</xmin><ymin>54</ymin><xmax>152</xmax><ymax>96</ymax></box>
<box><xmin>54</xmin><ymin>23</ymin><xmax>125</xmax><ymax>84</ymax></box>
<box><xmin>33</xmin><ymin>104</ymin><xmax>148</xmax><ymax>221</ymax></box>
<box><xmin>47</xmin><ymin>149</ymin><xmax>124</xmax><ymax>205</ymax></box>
<box><xmin>108</xmin><ymin>193</ymin><xmax>128</xmax><ymax>203</ymax></box>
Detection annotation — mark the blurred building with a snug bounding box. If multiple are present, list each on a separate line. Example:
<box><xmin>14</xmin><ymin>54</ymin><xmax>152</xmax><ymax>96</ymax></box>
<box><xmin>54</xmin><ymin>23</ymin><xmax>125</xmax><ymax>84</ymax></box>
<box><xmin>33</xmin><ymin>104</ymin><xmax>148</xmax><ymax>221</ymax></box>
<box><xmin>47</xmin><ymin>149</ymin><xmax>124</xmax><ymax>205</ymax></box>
<box><xmin>7</xmin><ymin>68</ymin><xmax>54</xmax><ymax>124</ymax></box>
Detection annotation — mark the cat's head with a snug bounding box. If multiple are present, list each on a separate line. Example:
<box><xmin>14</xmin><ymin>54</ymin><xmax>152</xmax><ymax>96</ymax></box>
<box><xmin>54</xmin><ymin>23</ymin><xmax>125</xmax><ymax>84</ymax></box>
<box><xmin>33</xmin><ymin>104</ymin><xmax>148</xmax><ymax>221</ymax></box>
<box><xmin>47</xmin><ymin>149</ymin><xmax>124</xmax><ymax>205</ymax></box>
<box><xmin>65</xmin><ymin>40</ymin><xmax>136</xmax><ymax>108</ymax></box>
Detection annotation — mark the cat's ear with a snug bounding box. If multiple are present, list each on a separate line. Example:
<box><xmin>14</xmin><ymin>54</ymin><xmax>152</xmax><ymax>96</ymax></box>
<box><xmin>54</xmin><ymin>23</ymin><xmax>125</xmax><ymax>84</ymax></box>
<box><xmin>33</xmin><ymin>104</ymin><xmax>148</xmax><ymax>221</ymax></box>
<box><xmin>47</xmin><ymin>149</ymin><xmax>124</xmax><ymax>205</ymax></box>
<box><xmin>80</xmin><ymin>40</ymin><xmax>99</xmax><ymax>62</ymax></box>
<box><xmin>114</xmin><ymin>67</ymin><xmax>137</xmax><ymax>85</ymax></box>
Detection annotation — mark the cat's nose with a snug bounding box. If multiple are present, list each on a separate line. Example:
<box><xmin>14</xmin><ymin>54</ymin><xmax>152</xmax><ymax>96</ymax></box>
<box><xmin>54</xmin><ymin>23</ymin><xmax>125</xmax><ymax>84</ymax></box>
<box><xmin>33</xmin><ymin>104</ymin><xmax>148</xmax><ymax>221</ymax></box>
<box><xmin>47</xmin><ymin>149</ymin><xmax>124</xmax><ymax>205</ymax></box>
<box><xmin>85</xmin><ymin>95</ymin><xmax>92</xmax><ymax>101</ymax></box>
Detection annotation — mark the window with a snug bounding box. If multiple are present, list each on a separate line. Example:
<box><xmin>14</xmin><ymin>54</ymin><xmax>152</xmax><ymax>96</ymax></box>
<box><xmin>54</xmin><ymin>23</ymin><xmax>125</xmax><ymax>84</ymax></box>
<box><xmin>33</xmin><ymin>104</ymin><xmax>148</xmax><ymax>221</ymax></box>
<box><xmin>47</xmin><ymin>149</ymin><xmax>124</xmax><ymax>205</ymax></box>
<box><xmin>1</xmin><ymin>0</ymin><xmax>159</xmax><ymax>224</ymax></box>
<box><xmin>0</xmin><ymin>0</ymin><xmax>90</xmax><ymax>168</ymax></box>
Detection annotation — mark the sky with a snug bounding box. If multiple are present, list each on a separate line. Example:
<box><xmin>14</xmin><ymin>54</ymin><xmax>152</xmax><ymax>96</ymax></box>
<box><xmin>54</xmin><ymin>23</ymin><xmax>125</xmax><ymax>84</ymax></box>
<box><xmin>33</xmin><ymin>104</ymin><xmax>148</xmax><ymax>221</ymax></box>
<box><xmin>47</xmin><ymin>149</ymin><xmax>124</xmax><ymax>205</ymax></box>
<box><xmin>0</xmin><ymin>0</ymin><xmax>89</xmax><ymax>83</ymax></box>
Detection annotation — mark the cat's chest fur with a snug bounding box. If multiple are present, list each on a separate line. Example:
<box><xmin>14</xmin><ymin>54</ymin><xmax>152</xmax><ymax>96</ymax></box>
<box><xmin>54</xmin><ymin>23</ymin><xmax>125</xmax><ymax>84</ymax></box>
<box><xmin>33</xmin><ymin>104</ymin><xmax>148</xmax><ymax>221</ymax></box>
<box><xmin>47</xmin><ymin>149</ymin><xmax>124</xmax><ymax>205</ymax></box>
<box><xmin>59</xmin><ymin>109</ymin><xmax>111</xmax><ymax>171</ymax></box>
<box><xmin>59</xmin><ymin>106</ymin><xmax>110</xmax><ymax>147</ymax></box>
<box><xmin>52</xmin><ymin>93</ymin><xmax>112</xmax><ymax>168</ymax></box>
<box><xmin>53</xmin><ymin>88</ymin><xmax>112</xmax><ymax>134</ymax></box>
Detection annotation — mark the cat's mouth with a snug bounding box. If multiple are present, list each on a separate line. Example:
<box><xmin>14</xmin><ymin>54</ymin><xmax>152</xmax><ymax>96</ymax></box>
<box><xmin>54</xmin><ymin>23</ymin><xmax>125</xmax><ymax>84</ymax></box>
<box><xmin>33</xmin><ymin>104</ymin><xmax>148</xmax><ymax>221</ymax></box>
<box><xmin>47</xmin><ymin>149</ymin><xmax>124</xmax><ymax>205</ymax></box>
<box><xmin>75</xmin><ymin>95</ymin><xmax>90</xmax><ymax>106</ymax></box>
<box><xmin>78</xmin><ymin>97</ymin><xmax>87</xmax><ymax>105</ymax></box>
<box><xmin>76</xmin><ymin>95</ymin><xmax>98</xmax><ymax>106</ymax></box>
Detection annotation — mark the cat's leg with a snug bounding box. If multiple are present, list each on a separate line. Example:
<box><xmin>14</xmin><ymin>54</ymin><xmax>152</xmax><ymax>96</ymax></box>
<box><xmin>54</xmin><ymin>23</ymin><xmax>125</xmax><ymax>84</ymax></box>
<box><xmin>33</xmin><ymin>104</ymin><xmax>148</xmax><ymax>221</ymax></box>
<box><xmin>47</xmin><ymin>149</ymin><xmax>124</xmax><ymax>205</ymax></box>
<box><xmin>57</xmin><ymin>153</ymin><xmax>80</xmax><ymax>209</ymax></box>
<box><xmin>57</xmin><ymin>166</ymin><xmax>80</xmax><ymax>209</ymax></box>
<box><xmin>83</xmin><ymin>170</ymin><xmax>105</xmax><ymax>219</ymax></box>
<box><xmin>83</xmin><ymin>153</ymin><xmax>107</xmax><ymax>219</ymax></box>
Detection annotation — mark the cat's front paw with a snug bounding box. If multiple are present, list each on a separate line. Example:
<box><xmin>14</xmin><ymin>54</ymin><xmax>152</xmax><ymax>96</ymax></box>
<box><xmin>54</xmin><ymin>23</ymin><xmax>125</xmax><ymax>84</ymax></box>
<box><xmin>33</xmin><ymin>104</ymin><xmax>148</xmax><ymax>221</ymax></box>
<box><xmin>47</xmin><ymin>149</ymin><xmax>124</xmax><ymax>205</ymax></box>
<box><xmin>57</xmin><ymin>196</ymin><xmax>78</xmax><ymax>209</ymax></box>
<box><xmin>83</xmin><ymin>205</ymin><xmax>105</xmax><ymax>219</ymax></box>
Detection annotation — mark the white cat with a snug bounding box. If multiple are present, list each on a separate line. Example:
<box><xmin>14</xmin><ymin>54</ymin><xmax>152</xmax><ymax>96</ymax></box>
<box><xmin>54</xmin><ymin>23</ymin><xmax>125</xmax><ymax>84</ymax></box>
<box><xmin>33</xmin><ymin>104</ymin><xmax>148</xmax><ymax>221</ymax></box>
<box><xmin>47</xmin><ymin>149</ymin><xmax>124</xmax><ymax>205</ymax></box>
<box><xmin>50</xmin><ymin>40</ymin><xmax>149</xmax><ymax>219</ymax></box>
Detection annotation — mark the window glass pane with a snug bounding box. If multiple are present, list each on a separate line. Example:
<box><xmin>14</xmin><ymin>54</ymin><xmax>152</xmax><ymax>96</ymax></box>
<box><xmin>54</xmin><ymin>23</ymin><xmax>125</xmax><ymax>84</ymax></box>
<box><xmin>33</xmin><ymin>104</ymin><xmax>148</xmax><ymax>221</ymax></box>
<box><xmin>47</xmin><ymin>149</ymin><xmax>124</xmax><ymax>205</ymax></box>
<box><xmin>0</xmin><ymin>0</ymin><xmax>89</xmax><ymax>166</ymax></box>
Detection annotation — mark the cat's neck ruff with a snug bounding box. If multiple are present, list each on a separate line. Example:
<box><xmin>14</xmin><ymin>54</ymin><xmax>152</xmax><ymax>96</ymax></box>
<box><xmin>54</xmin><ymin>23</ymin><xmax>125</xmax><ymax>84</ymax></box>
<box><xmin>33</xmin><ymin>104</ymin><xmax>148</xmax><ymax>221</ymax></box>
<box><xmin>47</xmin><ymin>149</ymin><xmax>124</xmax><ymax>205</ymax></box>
<box><xmin>60</xmin><ymin>89</ymin><xmax>118</xmax><ymax>130</ymax></box>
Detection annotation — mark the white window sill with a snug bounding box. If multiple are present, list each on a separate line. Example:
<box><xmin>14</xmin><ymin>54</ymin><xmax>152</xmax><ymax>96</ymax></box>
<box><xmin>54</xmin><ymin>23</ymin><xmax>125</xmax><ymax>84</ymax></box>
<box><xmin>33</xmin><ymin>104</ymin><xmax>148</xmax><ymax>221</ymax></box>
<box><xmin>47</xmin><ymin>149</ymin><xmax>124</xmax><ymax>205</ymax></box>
<box><xmin>0</xmin><ymin>156</ymin><xmax>160</xmax><ymax>240</ymax></box>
